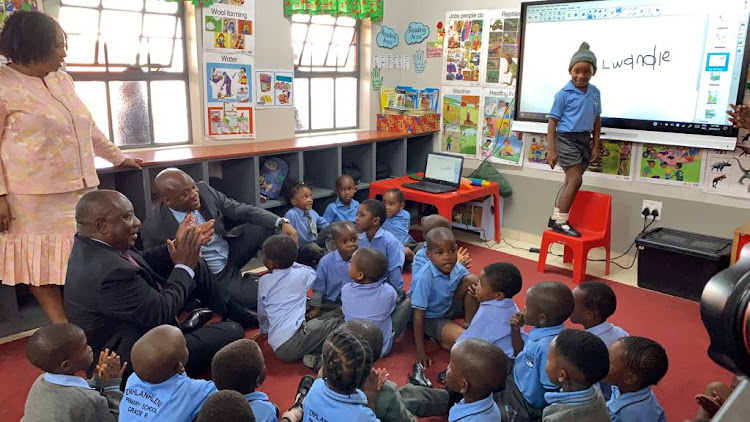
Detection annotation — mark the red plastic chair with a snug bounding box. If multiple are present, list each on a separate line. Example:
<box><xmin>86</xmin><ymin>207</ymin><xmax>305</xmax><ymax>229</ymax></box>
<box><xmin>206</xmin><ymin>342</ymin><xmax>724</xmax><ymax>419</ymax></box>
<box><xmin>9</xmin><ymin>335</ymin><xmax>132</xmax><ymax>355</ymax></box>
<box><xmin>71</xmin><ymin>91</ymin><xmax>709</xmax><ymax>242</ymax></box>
<box><xmin>537</xmin><ymin>191</ymin><xmax>612</xmax><ymax>284</ymax></box>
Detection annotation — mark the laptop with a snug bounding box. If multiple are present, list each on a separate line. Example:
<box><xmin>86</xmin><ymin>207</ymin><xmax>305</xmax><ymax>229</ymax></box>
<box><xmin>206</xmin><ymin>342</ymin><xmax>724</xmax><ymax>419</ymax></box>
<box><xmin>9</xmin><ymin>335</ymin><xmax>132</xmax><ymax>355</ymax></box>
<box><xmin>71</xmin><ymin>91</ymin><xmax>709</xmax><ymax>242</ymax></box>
<box><xmin>402</xmin><ymin>153</ymin><xmax>464</xmax><ymax>194</ymax></box>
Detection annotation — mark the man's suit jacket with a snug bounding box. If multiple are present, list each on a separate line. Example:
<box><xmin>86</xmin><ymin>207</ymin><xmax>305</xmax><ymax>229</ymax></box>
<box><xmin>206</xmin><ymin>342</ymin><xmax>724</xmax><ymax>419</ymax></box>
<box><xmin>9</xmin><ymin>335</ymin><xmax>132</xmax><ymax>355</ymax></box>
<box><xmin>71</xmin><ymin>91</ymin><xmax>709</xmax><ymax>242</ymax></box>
<box><xmin>140</xmin><ymin>181</ymin><xmax>279</xmax><ymax>251</ymax></box>
<box><xmin>64</xmin><ymin>234</ymin><xmax>195</xmax><ymax>370</ymax></box>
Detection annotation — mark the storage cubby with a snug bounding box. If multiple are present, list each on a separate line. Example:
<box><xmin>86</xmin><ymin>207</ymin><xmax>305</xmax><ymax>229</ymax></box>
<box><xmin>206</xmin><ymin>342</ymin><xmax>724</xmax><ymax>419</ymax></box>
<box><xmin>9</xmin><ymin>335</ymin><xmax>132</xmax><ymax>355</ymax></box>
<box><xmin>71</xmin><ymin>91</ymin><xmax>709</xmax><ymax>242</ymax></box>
<box><xmin>259</xmin><ymin>152</ymin><xmax>301</xmax><ymax>209</ymax></box>
<box><xmin>98</xmin><ymin>168</ymin><xmax>151</xmax><ymax>220</ymax></box>
<box><xmin>303</xmin><ymin>147</ymin><xmax>338</xmax><ymax>200</ymax></box>
<box><xmin>376</xmin><ymin>138</ymin><xmax>406</xmax><ymax>179</ymax></box>
<box><xmin>406</xmin><ymin>134</ymin><xmax>435</xmax><ymax>174</ymax></box>
<box><xmin>342</xmin><ymin>143</ymin><xmax>376</xmax><ymax>189</ymax></box>
<box><xmin>213</xmin><ymin>157</ymin><xmax>258</xmax><ymax>206</ymax></box>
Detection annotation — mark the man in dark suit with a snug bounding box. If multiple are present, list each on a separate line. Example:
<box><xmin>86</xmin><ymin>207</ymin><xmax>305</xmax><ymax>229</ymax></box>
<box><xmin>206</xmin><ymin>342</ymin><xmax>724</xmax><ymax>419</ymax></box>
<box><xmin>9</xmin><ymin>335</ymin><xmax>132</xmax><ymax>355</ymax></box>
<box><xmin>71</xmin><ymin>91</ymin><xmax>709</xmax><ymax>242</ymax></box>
<box><xmin>64</xmin><ymin>190</ymin><xmax>245</xmax><ymax>377</ymax></box>
<box><xmin>139</xmin><ymin>168</ymin><xmax>297</xmax><ymax>310</ymax></box>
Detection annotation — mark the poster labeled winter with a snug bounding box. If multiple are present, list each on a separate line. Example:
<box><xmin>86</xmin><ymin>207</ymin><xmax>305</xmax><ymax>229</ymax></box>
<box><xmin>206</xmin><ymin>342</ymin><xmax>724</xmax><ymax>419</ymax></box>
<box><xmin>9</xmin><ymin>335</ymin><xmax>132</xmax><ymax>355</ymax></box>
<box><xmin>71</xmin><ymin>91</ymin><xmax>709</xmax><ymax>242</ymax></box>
<box><xmin>703</xmin><ymin>135</ymin><xmax>750</xmax><ymax>199</ymax></box>
<box><xmin>440</xmin><ymin>86</ymin><xmax>482</xmax><ymax>156</ymax></box>
<box><xmin>443</xmin><ymin>10</ymin><xmax>486</xmax><ymax>85</ymax></box>
<box><xmin>480</xmin><ymin>88</ymin><xmax>522</xmax><ymax>165</ymax></box>
<box><xmin>636</xmin><ymin>143</ymin><xmax>704</xmax><ymax>187</ymax></box>
<box><xmin>204</xmin><ymin>52</ymin><xmax>254</xmax><ymax>139</ymax></box>
<box><xmin>483</xmin><ymin>9</ymin><xmax>520</xmax><ymax>87</ymax></box>
<box><xmin>202</xmin><ymin>0</ymin><xmax>254</xmax><ymax>55</ymax></box>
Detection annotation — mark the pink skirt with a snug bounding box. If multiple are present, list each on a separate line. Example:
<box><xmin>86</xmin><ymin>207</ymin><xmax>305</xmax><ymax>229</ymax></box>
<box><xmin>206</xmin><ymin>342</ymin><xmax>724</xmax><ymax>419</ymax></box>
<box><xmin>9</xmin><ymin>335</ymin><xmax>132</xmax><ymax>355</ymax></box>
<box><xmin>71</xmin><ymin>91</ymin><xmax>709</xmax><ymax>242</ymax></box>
<box><xmin>0</xmin><ymin>188</ymin><xmax>92</xmax><ymax>286</ymax></box>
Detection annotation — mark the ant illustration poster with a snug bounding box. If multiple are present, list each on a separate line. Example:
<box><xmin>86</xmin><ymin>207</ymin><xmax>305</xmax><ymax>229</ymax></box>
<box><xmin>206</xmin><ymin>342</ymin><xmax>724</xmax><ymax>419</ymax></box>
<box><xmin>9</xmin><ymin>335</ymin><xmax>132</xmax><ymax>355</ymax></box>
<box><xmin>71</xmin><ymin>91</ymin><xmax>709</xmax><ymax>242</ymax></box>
<box><xmin>255</xmin><ymin>70</ymin><xmax>294</xmax><ymax>108</ymax></box>
<box><xmin>204</xmin><ymin>52</ymin><xmax>254</xmax><ymax>139</ymax></box>
<box><xmin>636</xmin><ymin>143</ymin><xmax>704</xmax><ymax>187</ymax></box>
<box><xmin>202</xmin><ymin>0</ymin><xmax>254</xmax><ymax>55</ymax></box>
<box><xmin>443</xmin><ymin>10</ymin><xmax>486</xmax><ymax>85</ymax></box>
<box><xmin>483</xmin><ymin>9</ymin><xmax>520</xmax><ymax>87</ymax></box>
<box><xmin>440</xmin><ymin>86</ymin><xmax>482</xmax><ymax>156</ymax></box>
<box><xmin>703</xmin><ymin>128</ymin><xmax>750</xmax><ymax>199</ymax></box>
<box><xmin>481</xmin><ymin>88</ymin><xmax>523</xmax><ymax>166</ymax></box>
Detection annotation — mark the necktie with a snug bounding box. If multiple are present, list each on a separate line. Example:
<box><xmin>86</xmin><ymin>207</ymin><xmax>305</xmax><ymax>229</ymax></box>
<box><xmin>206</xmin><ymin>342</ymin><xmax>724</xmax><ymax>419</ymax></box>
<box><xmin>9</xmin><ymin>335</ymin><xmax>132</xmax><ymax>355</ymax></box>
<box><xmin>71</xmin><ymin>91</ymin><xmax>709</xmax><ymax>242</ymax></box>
<box><xmin>123</xmin><ymin>251</ymin><xmax>163</xmax><ymax>292</ymax></box>
<box><xmin>304</xmin><ymin>210</ymin><xmax>317</xmax><ymax>236</ymax></box>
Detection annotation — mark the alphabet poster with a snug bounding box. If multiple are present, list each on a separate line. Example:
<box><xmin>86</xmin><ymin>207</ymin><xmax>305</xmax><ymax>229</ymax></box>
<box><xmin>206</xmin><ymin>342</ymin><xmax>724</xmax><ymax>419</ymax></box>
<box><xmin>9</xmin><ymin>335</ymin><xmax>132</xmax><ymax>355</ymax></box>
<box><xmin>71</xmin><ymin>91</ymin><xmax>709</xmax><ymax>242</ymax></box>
<box><xmin>202</xmin><ymin>0</ymin><xmax>254</xmax><ymax>55</ymax></box>
<box><xmin>702</xmin><ymin>133</ymin><xmax>750</xmax><ymax>199</ymax></box>
<box><xmin>443</xmin><ymin>10</ymin><xmax>486</xmax><ymax>85</ymax></box>
<box><xmin>636</xmin><ymin>143</ymin><xmax>704</xmax><ymax>187</ymax></box>
<box><xmin>440</xmin><ymin>86</ymin><xmax>482</xmax><ymax>156</ymax></box>
<box><xmin>481</xmin><ymin>88</ymin><xmax>523</xmax><ymax>166</ymax></box>
<box><xmin>254</xmin><ymin>70</ymin><xmax>294</xmax><ymax>108</ymax></box>
<box><xmin>204</xmin><ymin>52</ymin><xmax>254</xmax><ymax>139</ymax></box>
<box><xmin>483</xmin><ymin>9</ymin><xmax>520</xmax><ymax>86</ymax></box>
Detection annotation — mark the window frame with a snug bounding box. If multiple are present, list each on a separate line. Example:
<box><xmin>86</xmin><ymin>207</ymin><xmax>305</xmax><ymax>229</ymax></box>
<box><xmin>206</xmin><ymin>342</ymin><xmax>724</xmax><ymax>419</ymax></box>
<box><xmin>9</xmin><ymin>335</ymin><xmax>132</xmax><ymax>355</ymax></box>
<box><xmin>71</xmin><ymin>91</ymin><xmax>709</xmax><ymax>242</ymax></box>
<box><xmin>60</xmin><ymin>0</ymin><xmax>192</xmax><ymax>149</ymax></box>
<box><xmin>293</xmin><ymin>18</ymin><xmax>361</xmax><ymax>134</ymax></box>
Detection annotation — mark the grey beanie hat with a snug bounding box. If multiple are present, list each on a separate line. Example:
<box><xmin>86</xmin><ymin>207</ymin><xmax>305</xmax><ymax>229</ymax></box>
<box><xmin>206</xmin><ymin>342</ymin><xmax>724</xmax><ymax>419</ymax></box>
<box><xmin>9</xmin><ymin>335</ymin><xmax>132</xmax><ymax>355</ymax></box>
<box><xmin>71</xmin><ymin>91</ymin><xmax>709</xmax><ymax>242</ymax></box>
<box><xmin>569</xmin><ymin>42</ymin><xmax>597</xmax><ymax>72</ymax></box>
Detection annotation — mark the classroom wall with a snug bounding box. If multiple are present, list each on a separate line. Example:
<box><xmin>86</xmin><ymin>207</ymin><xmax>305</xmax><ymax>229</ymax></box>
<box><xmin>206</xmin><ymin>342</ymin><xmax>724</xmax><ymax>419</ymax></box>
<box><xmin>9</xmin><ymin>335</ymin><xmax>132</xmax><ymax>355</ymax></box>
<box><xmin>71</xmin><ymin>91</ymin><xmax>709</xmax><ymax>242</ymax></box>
<box><xmin>376</xmin><ymin>0</ymin><xmax>750</xmax><ymax>253</ymax></box>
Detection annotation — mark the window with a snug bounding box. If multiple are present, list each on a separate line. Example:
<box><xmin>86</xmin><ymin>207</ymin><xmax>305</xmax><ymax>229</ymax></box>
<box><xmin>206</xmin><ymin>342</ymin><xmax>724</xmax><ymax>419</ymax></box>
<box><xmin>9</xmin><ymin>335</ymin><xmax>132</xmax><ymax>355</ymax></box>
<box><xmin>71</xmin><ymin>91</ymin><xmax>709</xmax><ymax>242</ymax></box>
<box><xmin>292</xmin><ymin>14</ymin><xmax>359</xmax><ymax>133</ymax></box>
<box><xmin>58</xmin><ymin>0</ymin><xmax>191</xmax><ymax>147</ymax></box>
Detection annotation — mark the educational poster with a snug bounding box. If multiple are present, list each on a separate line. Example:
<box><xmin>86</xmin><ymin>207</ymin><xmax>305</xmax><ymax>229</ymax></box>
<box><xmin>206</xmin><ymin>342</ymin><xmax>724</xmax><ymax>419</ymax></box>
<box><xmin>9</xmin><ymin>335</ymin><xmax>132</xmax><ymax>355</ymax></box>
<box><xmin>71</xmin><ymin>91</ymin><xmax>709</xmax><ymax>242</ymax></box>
<box><xmin>483</xmin><ymin>9</ymin><xmax>520</xmax><ymax>86</ymax></box>
<box><xmin>203</xmin><ymin>52</ymin><xmax>254</xmax><ymax>139</ymax></box>
<box><xmin>202</xmin><ymin>0</ymin><xmax>255</xmax><ymax>54</ymax></box>
<box><xmin>254</xmin><ymin>70</ymin><xmax>294</xmax><ymax>108</ymax></box>
<box><xmin>0</xmin><ymin>0</ymin><xmax>40</xmax><ymax>64</ymax></box>
<box><xmin>440</xmin><ymin>86</ymin><xmax>482</xmax><ymax>156</ymax></box>
<box><xmin>636</xmin><ymin>143</ymin><xmax>704</xmax><ymax>187</ymax></box>
<box><xmin>481</xmin><ymin>88</ymin><xmax>523</xmax><ymax>165</ymax></box>
<box><xmin>702</xmin><ymin>136</ymin><xmax>750</xmax><ymax>199</ymax></box>
<box><xmin>443</xmin><ymin>10</ymin><xmax>486</xmax><ymax>85</ymax></box>
<box><xmin>426</xmin><ymin>21</ymin><xmax>445</xmax><ymax>58</ymax></box>
<box><xmin>587</xmin><ymin>140</ymin><xmax>635</xmax><ymax>181</ymax></box>
<box><xmin>524</xmin><ymin>133</ymin><xmax>562</xmax><ymax>173</ymax></box>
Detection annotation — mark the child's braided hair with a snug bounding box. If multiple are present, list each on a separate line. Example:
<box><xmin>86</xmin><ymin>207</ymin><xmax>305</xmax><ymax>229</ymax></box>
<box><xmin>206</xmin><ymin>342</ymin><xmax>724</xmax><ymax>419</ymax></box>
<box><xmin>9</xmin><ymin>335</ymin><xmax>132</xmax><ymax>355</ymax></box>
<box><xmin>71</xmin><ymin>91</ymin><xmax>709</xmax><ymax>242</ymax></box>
<box><xmin>321</xmin><ymin>329</ymin><xmax>373</xmax><ymax>395</ymax></box>
<box><xmin>620</xmin><ymin>336</ymin><xmax>669</xmax><ymax>387</ymax></box>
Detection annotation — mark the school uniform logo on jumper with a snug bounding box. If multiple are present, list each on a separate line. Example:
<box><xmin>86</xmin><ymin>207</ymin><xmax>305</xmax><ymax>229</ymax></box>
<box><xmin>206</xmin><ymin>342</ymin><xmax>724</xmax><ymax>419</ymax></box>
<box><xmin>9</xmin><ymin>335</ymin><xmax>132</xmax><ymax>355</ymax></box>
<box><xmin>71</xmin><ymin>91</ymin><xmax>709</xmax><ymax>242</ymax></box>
<box><xmin>525</xmin><ymin>356</ymin><xmax>535</xmax><ymax>368</ymax></box>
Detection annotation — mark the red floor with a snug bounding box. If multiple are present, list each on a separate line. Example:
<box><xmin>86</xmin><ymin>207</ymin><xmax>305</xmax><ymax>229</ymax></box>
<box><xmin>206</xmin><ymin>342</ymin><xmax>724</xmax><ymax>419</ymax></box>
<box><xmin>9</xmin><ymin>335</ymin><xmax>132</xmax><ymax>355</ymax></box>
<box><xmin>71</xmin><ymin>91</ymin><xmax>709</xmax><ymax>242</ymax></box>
<box><xmin>0</xmin><ymin>242</ymin><xmax>732</xmax><ymax>421</ymax></box>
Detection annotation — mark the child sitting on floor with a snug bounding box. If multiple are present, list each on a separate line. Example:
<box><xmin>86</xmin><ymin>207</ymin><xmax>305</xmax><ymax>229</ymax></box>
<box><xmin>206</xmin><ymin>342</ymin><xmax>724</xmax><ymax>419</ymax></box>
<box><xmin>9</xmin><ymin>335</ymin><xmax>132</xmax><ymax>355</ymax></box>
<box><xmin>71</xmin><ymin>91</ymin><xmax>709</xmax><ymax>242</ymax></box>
<box><xmin>303</xmin><ymin>330</ymin><xmax>379</xmax><ymax>421</ymax></box>
<box><xmin>257</xmin><ymin>235</ymin><xmax>341</xmax><ymax>363</ymax></box>
<box><xmin>196</xmin><ymin>390</ymin><xmax>255</xmax><ymax>422</ymax></box>
<box><xmin>356</xmin><ymin>199</ymin><xmax>405</xmax><ymax>292</ymax></box>
<box><xmin>342</xmin><ymin>247</ymin><xmax>406</xmax><ymax>357</ymax></box>
<box><xmin>543</xmin><ymin>329</ymin><xmax>611</xmax><ymax>421</ymax></box>
<box><xmin>282</xmin><ymin>180</ymin><xmax>328</xmax><ymax>266</ymax></box>
<box><xmin>307</xmin><ymin>221</ymin><xmax>358</xmax><ymax>321</ymax></box>
<box><xmin>411</xmin><ymin>227</ymin><xmax>480</xmax><ymax>368</ymax></box>
<box><xmin>120</xmin><ymin>325</ymin><xmax>216</xmax><ymax>422</ymax></box>
<box><xmin>211</xmin><ymin>339</ymin><xmax>278</xmax><ymax>422</ymax></box>
<box><xmin>23</xmin><ymin>323</ymin><xmax>126</xmax><ymax>422</ymax></box>
<box><xmin>457</xmin><ymin>262</ymin><xmax>525</xmax><ymax>360</ymax></box>
<box><xmin>503</xmin><ymin>281</ymin><xmax>574</xmax><ymax>421</ymax></box>
<box><xmin>382</xmin><ymin>188</ymin><xmax>417</xmax><ymax>265</ymax></box>
<box><xmin>570</xmin><ymin>280</ymin><xmax>629</xmax><ymax>399</ymax></box>
<box><xmin>605</xmin><ymin>336</ymin><xmax>668</xmax><ymax>422</ymax></box>
<box><xmin>323</xmin><ymin>174</ymin><xmax>359</xmax><ymax>224</ymax></box>
<box><xmin>445</xmin><ymin>339</ymin><xmax>507</xmax><ymax>421</ymax></box>
<box><xmin>412</xmin><ymin>214</ymin><xmax>472</xmax><ymax>276</ymax></box>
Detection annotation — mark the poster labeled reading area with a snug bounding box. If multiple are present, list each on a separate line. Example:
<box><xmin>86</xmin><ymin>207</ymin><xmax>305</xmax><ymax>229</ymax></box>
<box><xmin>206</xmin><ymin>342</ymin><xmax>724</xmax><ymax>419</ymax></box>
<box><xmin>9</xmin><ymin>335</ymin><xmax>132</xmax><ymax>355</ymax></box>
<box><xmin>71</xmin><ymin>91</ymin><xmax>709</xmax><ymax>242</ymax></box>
<box><xmin>204</xmin><ymin>52</ymin><xmax>254</xmax><ymax>139</ymax></box>
<box><xmin>440</xmin><ymin>86</ymin><xmax>482</xmax><ymax>156</ymax></box>
<box><xmin>484</xmin><ymin>9</ymin><xmax>520</xmax><ymax>86</ymax></box>
<box><xmin>255</xmin><ymin>70</ymin><xmax>294</xmax><ymax>108</ymax></box>
<box><xmin>636</xmin><ymin>143</ymin><xmax>704</xmax><ymax>187</ymax></box>
<box><xmin>480</xmin><ymin>88</ymin><xmax>523</xmax><ymax>166</ymax></box>
<box><xmin>202</xmin><ymin>0</ymin><xmax>255</xmax><ymax>54</ymax></box>
<box><xmin>443</xmin><ymin>10</ymin><xmax>485</xmax><ymax>85</ymax></box>
<box><xmin>702</xmin><ymin>137</ymin><xmax>750</xmax><ymax>199</ymax></box>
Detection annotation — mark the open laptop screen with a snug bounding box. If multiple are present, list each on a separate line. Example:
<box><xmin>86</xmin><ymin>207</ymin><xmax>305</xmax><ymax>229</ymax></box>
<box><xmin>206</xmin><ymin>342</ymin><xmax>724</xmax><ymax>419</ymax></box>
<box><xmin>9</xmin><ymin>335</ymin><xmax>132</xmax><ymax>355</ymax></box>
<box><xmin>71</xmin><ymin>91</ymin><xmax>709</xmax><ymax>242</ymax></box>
<box><xmin>424</xmin><ymin>153</ymin><xmax>463</xmax><ymax>186</ymax></box>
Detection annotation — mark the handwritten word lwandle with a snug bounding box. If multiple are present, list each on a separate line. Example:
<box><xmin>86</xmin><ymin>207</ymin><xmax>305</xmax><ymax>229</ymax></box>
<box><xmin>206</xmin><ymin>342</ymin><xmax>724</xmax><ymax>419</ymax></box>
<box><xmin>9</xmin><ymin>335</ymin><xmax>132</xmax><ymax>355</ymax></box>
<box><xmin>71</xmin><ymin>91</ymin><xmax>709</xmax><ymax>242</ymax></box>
<box><xmin>601</xmin><ymin>45</ymin><xmax>671</xmax><ymax>71</ymax></box>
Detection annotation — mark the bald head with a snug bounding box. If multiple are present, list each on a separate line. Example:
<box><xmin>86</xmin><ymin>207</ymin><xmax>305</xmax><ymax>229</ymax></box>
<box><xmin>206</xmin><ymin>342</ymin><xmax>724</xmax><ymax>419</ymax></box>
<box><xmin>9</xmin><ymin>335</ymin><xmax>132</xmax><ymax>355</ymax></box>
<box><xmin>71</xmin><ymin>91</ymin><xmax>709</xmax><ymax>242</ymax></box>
<box><xmin>154</xmin><ymin>168</ymin><xmax>200</xmax><ymax>212</ymax></box>
<box><xmin>452</xmin><ymin>339</ymin><xmax>507</xmax><ymax>398</ymax></box>
<box><xmin>352</xmin><ymin>247</ymin><xmax>387</xmax><ymax>282</ymax></box>
<box><xmin>422</xmin><ymin>214</ymin><xmax>452</xmax><ymax>235</ymax></box>
<box><xmin>76</xmin><ymin>190</ymin><xmax>140</xmax><ymax>251</ymax></box>
<box><xmin>426</xmin><ymin>227</ymin><xmax>455</xmax><ymax>251</ymax></box>
<box><xmin>131</xmin><ymin>325</ymin><xmax>188</xmax><ymax>384</ymax></box>
<box><xmin>27</xmin><ymin>323</ymin><xmax>90</xmax><ymax>373</ymax></box>
<box><xmin>526</xmin><ymin>281</ymin><xmax>574</xmax><ymax>326</ymax></box>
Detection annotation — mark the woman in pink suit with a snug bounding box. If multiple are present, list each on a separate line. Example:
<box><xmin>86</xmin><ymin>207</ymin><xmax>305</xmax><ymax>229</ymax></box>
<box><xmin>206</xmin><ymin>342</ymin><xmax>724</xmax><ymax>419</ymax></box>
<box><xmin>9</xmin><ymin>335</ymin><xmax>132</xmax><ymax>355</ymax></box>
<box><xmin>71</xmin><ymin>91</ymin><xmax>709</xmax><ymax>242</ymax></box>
<box><xmin>0</xmin><ymin>12</ymin><xmax>142</xmax><ymax>323</ymax></box>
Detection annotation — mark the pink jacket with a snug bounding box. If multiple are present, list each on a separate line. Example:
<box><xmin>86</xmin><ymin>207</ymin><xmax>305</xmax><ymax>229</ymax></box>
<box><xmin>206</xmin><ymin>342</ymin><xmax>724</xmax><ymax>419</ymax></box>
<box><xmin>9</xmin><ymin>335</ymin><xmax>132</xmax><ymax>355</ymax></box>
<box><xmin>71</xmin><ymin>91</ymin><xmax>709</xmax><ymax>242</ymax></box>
<box><xmin>0</xmin><ymin>66</ymin><xmax>127</xmax><ymax>195</ymax></box>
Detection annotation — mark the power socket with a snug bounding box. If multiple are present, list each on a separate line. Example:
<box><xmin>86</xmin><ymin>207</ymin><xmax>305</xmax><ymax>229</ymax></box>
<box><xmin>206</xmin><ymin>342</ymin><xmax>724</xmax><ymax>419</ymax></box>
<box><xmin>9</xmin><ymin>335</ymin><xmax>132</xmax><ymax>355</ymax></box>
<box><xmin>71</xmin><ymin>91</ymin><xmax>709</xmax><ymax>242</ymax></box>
<box><xmin>642</xmin><ymin>200</ymin><xmax>662</xmax><ymax>221</ymax></box>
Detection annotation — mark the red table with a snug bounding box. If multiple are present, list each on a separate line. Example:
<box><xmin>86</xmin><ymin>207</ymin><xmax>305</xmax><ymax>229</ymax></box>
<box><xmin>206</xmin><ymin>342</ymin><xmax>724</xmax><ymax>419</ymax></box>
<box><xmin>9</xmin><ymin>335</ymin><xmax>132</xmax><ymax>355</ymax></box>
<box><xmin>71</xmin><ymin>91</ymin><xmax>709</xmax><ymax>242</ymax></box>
<box><xmin>368</xmin><ymin>175</ymin><xmax>501</xmax><ymax>242</ymax></box>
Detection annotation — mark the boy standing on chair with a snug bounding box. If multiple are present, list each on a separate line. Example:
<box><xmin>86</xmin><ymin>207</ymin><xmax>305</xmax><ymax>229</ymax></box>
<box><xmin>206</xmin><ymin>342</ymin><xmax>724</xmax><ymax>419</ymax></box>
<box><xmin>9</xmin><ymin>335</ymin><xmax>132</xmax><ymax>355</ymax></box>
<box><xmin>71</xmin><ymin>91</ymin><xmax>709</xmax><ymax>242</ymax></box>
<box><xmin>547</xmin><ymin>42</ymin><xmax>602</xmax><ymax>237</ymax></box>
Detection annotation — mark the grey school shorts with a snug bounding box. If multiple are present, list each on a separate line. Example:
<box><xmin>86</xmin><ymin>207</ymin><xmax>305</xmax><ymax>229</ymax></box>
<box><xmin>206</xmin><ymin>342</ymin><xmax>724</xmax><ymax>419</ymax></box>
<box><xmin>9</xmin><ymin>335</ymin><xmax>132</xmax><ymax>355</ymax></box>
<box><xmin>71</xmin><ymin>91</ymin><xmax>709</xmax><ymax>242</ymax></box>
<box><xmin>424</xmin><ymin>300</ymin><xmax>464</xmax><ymax>342</ymax></box>
<box><xmin>555</xmin><ymin>132</ymin><xmax>592</xmax><ymax>171</ymax></box>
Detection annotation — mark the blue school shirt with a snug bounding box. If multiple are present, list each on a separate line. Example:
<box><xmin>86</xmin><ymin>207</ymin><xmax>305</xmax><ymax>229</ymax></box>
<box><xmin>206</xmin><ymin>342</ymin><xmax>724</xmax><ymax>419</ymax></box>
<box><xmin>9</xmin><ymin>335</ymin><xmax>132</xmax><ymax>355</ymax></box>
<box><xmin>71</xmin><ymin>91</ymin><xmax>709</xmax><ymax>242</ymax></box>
<box><xmin>513</xmin><ymin>324</ymin><xmax>565</xmax><ymax>408</ymax></box>
<box><xmin>285</xmin><ymin>207</ymin><xmax>329</xmax><ymax>247</ymax></box>
<box><xmin>313</xmin><ymin>249</ymin><xmax>352</xmax><ymax>302</ymax></box>
<box><xmin>549</xmin><ymin>80</ymin><xmax>601</xmax><ymax>133</ymax></box>
<box><xmin>607</xmin><ymin>386</ymin><xmax>666</xmax><ymax>422</ymax></box>
<box><xmin>119</xmin><ymin>372</ymin><xmax>216</xmax><ymax>422</ymax></box>
<box><xmin>588</xmin><ymin>321</ymin><xmax>629</xmax><ymax>400</ymax></box>
<box><xmin>410</xmin><ymin>260</ymin><xmax>470</xmax><ymax>319</ymax></box>
<box><xmin>342</xmin><ymin>278</ymin><xmax>398</xmax><ymax>356</ymax></box>
<box><xmin>302</xmin><ymin>378</ymin><xmax>379</xmax><ymax>422</ymax></box>
<box><xmin>457</xmin><ymin>298</ymin><xmax>523</xmax><ymax>358</ymax></box>
<box><xmin>245</xmin><ymin>391</ymin><xmax>277</xmax><ymax>422</ymax></box>
<box><xmin>382</xmin><ymin>209</ymin><xmax>415</xmax><ymax>244</ymax></box>
<box><xmin>323</xmin><ymin>197</ymin><xmax>359</xmax><ymax>224</ymax></box>
<box><xmin>170</xmin><ymin>208</ymin><xmax>229</xmax><ymax>274</ymax></box>
<box><xmin>359</xmin><ymin>228</ymin><xmax>405</xmax><ymax>290</ymax></box>
<box><xmin>448</xmin><ymin>394</ymin><xmax>501</xmax><ymax>422</ymax></box>
<box><xmin>412</xmin><ymin>247</ymin><xmax>429</xmax><ymax>277</ymax></box>
<box><xmin>258</xmin><ymin>263</ymin><xmax>316</xmax><ymax>350</ymax></box>
<box><xmin>545</xmin><ymin>385</ymin><xmax>603</xmax><ymax>408</ymax></box>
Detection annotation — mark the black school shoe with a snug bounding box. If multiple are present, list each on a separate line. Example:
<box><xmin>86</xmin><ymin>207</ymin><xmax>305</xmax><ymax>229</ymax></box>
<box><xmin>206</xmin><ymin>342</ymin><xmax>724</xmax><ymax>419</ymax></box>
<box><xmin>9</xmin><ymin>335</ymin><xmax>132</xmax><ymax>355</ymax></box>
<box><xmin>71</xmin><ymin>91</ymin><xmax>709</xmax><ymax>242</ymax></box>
<box><xmin>291</xmin><ymin>375</ymin><xmax>315</xmax><ymax>409</ymax></box>
<box><xmin>547</xmin><ymin>218</ymin><xmax>581</xmax><ymax>237</ymax></box>
<box><xmin>224</xmin><ymin>301</ymin><xmax>260</xmax><ymax>329</ymax></box>
<box><xmin>437</xmin><ymin>370</ymin><xmax>446</xmax><ymax>384</ymax></box>
<box><xmin>408</xmin><ymin>362</ymin><xmax>432</xmax><ymax>388</ymax></box>
<box><xmin>179</xmin><ymin>308</ymin><xmax>213</xmax><ymax>334</ymax></box>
